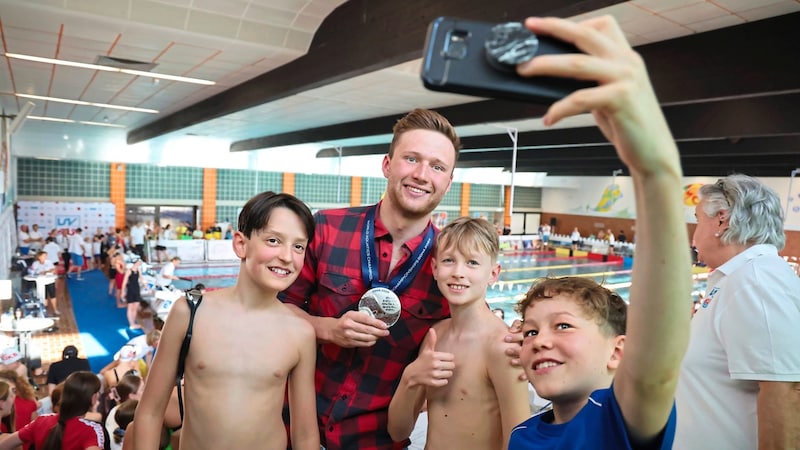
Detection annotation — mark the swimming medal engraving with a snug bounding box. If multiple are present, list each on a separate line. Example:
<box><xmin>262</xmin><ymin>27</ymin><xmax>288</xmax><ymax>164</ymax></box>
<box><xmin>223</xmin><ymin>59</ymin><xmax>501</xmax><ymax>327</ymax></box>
<box><xmin>358</xmin><ymin>287</ymin><xmax>402</xmax><ymax>327</ymax></box>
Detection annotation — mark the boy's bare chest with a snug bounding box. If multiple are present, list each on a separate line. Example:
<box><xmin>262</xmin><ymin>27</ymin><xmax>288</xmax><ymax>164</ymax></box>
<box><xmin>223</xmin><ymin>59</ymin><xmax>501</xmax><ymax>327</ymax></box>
<box><xmin>187</xmin><ymin>307</ymin><xmax>299</xmax><ymax>382</ymax></box>
<box><xmin>428</xmin><ymin>334</ymin><xmax>493</xmax><ymax>403</ymax></box>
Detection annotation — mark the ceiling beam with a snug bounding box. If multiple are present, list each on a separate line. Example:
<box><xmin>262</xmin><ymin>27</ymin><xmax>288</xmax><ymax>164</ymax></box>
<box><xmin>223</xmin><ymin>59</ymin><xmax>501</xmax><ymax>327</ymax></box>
<box><xmin>455</xmin><ymin>136</ymin><xmax>800</xmax><ymax>177</ymax></box>
<box><xmin>235</xmin><ymin>12</ymin><xmax>800</xmax><ymax>152</ymax></box>
<box><xmin>128</xmin><ymin>0</ymin><xmax>623</xmax><ymax>145</ymax></box>
<box><xmin>317</xmin><ymin>93</ymin><xmax>800</xmax><ymax>161</ymax></box>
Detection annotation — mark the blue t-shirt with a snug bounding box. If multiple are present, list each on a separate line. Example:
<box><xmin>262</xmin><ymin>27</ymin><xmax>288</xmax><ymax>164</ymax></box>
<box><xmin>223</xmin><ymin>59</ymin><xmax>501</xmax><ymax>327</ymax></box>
<box><xmin>508</xmin><ymin>387</ymin><xmax>676</xmax><ymax>450</ymax></box>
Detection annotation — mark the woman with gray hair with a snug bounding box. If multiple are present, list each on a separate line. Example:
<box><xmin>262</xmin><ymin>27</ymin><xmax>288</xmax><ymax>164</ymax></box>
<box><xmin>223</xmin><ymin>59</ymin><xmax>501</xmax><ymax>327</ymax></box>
<box><xmin>675</xmin><ymin>173</ymin><xmax>800</xmax><ymax>449</ymax></box>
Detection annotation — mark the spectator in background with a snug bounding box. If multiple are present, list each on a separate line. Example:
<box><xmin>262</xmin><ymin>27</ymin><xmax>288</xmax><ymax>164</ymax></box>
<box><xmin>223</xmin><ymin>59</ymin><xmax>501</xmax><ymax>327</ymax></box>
<box><xmin>46</xmin><ymin>345</ymin><xmax>91</xmax><ymax>395</ymax></box>
<box><xmin>105</xmin><ymin>374</ymin><xmax>144</xmax><ymax>450</ymax></box>
<box><xmin>129</xmin><ymin>222</ymin><xmax>147</xmax><ymax>261</ymax></box>
<box><xmin>0</xmin><ymin>380</ymin><xmax>13</xmax><ymax>436</ymax></box>
<box><xmin>154</xmin><ymin>224</ymin><xmax>169</xmax><ymax>264</ymax></box>
<box><xmin>18</xmin><ymin>224</ymin><xmax>32</xmax><ymax>255</ymax></box>
<box><xmin>122</xmin><ymin>260</ymin><xmax>146</xmax><ymax>330</ymax></box>
<box><xmin>43</xmin><ymin>237</ymin><xmax>61</xmax><ymax>268</ymax></box>
<box><xmin>675</xmin><ymin>174</ymin><xmax>800</xmax><ymax>449</ymax></box>
<box><xmin>28</xmin><ymin>250</ymin><xmax>59</xmax><ymax>315</ymax></box>
<box><xmin>540</xmin><ymin>223</ymin><xmax>551</xmax><ymax>250</ymax></box>
<box><xmin>0</xmin><ymin>371</ymin><xmax>104</xmax><ymax>450</ymax></box>
<box><xmin>156</xmin><ymin>257</ymin><xmax>181</xmax><ymax>289</ymax></box>
<box><xmin>0</xmin><ymin>347</ymin><xmax>29</xmax><ymax>380</ymax></box>
<box><xmin>57</xmin><ymin>228</ymin><xmax>72</xmax><ymax>275</ymax></box>
<box><xmin>101</xmin><ymin>345</ymin><xmax>142</xmax><ymax>391</ymax></box>
<box><xmin>0</xmin><ymin>368</ymin><xmax>40</xmax><ymax>441</ymax></box>
<box><xmin>606</xmin><ymin>228</ymin><xmax>616</xmax><ymax>256</ymax></box>
<box><xmin>570</xmin><ymin>227</ymin><xmax>581</xmax><ymax>252</ymax></box>
<box><xmin>616</xmin><ymin>229</ymin><xmax>627</xmax><ymax>243</ymax></box>
<box><xmin>28</xmin><ymin>224</ymin><xmax>44</xmax><ymax>253</ymax></box>
<box><xmin>114</xmin><ymin>330</ymin><xmax>161</xmax><ymax>369</ymax></box>
<box><xmin>92</xmin><ymin>233</ymin><xmax>104</xmax><ymax>272</ymax></box>
<box><xmin>67</xmin><ymin>228</ymin><xmax>85</xmax><ymax>280</ymax></box>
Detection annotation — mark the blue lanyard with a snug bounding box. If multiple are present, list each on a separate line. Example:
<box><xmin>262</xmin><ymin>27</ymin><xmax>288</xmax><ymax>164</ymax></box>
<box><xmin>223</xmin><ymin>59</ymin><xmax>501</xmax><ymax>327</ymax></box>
<box><xmin>360</xmin><ymin>205</ymin><xmax>435</xmax><ymax>294</ymax></box>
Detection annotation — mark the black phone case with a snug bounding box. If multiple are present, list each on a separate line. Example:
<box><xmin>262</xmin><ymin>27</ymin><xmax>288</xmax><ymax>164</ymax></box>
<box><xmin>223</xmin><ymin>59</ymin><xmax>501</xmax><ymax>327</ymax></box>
<box><xmin>421</xmin><ymin>16</ymin><xmax>593</xmax><ymax>104</ymax></box>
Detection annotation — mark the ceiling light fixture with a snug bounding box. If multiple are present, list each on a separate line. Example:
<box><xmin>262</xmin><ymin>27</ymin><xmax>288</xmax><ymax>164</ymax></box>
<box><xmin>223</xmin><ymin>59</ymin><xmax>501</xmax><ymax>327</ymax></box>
<box><xmin>28</xmin><ymin>115</ymin><xmax>72</xmax><ymax>123</ymax></box>
<box><xmin>16</xmin><ymin>93</ymin><xmax>158</xmax><ymax>113</ymax></box>
<box><xmin>4</xmin><ymin>52</ymin><xmax>216</xmax><ymax>85</ymax></box>
<box><xmin>29</xmin><ymin>115</ymin><xmax>126</xmax><ymax>128</ymax></box>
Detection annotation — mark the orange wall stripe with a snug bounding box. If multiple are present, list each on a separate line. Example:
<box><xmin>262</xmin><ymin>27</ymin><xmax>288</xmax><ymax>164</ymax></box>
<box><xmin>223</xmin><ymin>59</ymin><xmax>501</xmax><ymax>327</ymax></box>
<box><xmin>201</xmin><ymin>168</ymin><xmax>217</xmax><ymax>230</ymax></box>
<box><xmin>504</xmin><ymin>186</ymin><xmax>511</xmax><ymax>227</ymax></box>
<box><xmin>109</xmin><ymin>163</ymin><xmax>126</xmax><ymax>228</ymax></box>
<box><xmin>283</xmin><ymin>172</ymin><xmax>295</xmax><ymax>195</ymax></box>
<box><xmin>460</xmin><ymin>183</ymin><xmax>471</xmax><ymax>217</ymax></box>
<box><xmin>351</xmin><ymin>177</ymin><xmax>362</xmax><ymax>206</ymax></box>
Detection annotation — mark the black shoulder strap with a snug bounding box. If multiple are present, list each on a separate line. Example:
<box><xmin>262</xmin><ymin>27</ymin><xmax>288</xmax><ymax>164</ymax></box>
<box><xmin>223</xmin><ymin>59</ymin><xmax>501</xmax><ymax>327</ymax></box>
<box><xmin>176</xmin><ymin>288</ymin><xmax>203</xmax><ymax>423</ymax></box>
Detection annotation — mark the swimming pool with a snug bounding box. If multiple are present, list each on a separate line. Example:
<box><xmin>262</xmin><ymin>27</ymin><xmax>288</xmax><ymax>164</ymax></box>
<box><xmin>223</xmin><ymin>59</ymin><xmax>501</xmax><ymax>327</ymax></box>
<box><xmin>167</xmin><ymin>253</ymin><xmax>707</xmax><ymax>324</ymax></box>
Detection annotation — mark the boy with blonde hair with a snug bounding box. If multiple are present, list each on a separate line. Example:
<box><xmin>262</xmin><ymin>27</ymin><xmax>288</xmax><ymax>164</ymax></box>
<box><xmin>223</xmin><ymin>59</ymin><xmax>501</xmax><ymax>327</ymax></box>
<box><xmin>389</xmin><ymin>217</ymin><xmax>530</xmax><ymax>449</ymax></box>
<box><xmin>506</xmin><ymin>14</ymin><xmax>691</xmax><ymax>450</ymax></box>
<box><xmin>133</xmin><ymin>192</ymin><xmax>319</xmax><ymax>450</ymax></box>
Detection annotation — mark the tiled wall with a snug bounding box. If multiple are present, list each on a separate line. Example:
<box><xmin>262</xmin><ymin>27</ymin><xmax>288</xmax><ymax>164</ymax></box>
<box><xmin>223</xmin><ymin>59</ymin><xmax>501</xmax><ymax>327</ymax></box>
<box><xmin>296</xmin><ymin>173</ymin><xmax>350</xmax><ymax>204</ymax></box>
<box><xmin>16</xmin><ymin>158</ymin><xmax>536</xmax><ymax>221</ymax></box>
<box><xmin>470</xmin><ymin>184</ymin><xmax>503</xmax><ymax>208</ymax></box>
<box><xmin>18</xmin><ymin>159</ymin><xmax>110</xmax><ymax>198</ymax></box>
<box><xmin>216</xmin><ymin>169</ymin><xmax>282</xmax><ymax>201</ymax></box>
<box><xmin>126</xmin><ymin>164</ymin><xmax>203</xmax><ymax>200</ymax></box>
<box><xmin>514</xmin><ymin>186</ymin><xmax>543</xmax><ymax>209</ymax></box>
<box><xmin>361</xmin><ymin>177</ymin><xmax>386</xmax><ymax>205</ymax></box>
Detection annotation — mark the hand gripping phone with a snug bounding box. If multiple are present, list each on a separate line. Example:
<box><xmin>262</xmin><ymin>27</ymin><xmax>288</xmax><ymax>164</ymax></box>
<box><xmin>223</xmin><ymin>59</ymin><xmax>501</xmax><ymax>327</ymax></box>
<box><xmin>421</xmin><ymin>16</ymin><xmax>594</xmax><ymax>103</ymax></box>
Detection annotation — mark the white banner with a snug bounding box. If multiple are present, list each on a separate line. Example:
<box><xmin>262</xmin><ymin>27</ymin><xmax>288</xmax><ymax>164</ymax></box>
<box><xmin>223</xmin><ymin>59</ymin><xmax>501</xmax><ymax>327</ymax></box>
<box><xmin>16</xmin><ymin>201</ymin><xmax>116</xmax><ymax>233</ymax></box>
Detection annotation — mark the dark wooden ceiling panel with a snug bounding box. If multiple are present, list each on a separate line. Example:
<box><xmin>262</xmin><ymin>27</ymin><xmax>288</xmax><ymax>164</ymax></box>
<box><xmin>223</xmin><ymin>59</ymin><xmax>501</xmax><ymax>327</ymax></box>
<box><xmin>129</xmin><ymin>0</ymin><xmax>623</xmax><ymax>145</ymax></box>
<box><xmin>130</xmin><ymin>3</ymin><xmax>800</xmax><ymax>178</ymax></box>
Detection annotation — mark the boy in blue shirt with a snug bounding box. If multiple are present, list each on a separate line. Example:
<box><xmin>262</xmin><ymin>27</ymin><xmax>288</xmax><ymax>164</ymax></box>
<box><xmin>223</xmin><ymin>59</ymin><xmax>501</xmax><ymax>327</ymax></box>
<box><xmin>507</xmin><ymin>14</ymin><xmax>691</xmax><ymax>450</ymax></box>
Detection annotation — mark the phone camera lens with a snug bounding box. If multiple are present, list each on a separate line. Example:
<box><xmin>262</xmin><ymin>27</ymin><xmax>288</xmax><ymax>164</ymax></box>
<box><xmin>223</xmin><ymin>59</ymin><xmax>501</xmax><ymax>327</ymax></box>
<box><xmin>444</xmin><ymin>30</ymin><xmax>469</xmax><ymax>60</ymax></box>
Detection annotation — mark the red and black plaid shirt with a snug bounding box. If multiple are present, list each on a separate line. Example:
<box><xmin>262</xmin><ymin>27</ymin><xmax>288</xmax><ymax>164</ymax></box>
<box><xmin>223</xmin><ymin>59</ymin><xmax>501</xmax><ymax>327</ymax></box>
<box><xmin>280</xmin><ymin>202</ymin><xmax>449</xmax><ymax>450</ymax></box>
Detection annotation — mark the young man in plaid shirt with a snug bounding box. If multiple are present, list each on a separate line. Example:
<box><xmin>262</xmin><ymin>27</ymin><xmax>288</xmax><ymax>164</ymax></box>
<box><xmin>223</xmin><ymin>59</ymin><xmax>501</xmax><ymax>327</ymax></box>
<box><xmin>280</xmin><ymin>108</ymin><xmax>461</xmax><ymax>450</ymax></box>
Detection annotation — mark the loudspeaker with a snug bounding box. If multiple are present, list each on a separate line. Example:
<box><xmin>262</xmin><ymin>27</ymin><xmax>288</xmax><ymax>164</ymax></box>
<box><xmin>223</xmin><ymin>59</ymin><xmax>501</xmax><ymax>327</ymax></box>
<box><xmin>549</xmin><ymin>217</ymin><xmax>557</xmax><ymax>226</ymax></box>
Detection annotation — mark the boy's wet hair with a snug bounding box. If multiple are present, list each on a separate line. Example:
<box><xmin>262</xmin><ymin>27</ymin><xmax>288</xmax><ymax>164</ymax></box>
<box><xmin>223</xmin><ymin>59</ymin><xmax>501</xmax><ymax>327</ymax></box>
<box><xmin>435</xmin><ymin>217</ymin><xmax>499</xmax><ymax>261</ymax></box>
<box><xmin>389</xmin><ymin>108</ymin><xmax>462</xmax><ymax>163</ymax></box>
<box><xmin>238</xmin><ymin>191</ymin><xmax>314</xmax><ymax>242</ymax></box>
<box><xmin>516</xmin><ymin>277</ymin><xmax>627</xmax><ymax>337</ymax></box>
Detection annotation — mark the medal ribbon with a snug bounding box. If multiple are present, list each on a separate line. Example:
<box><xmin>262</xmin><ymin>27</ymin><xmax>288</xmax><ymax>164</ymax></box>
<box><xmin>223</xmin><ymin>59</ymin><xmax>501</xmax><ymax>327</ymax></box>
<box><xmin>361</xmin><ymin>205</ymin><xmax>434</xmax><ymax>294</ymax></box>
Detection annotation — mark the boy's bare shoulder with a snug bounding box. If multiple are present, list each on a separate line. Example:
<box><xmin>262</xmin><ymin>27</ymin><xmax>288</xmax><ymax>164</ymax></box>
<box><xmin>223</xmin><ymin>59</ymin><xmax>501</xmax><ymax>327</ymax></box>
<box><xmin>481</xmin><ymin>316</ymin><xmax>514</xmax><ymax>355</ymax></box>
<box><xmin>275</xmin><ymin>301</ymin><xmax>316</xmax><ymax>338</ymax></box>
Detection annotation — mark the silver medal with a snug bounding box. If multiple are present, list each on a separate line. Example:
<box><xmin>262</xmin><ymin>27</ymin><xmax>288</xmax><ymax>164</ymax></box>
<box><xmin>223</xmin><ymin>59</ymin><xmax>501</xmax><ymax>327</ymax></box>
<box><xmin>359</xmin><ymin>287</ymin><xmax>402</xmax><ymax>327</ymax></box>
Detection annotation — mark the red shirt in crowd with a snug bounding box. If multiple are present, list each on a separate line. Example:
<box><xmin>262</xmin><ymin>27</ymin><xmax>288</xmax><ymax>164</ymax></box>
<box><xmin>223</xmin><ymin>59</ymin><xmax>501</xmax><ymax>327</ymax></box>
<box><xmin>18</xmin><ymin>414</ymin><xmax>104</xmax><ymax>450</ymax></box>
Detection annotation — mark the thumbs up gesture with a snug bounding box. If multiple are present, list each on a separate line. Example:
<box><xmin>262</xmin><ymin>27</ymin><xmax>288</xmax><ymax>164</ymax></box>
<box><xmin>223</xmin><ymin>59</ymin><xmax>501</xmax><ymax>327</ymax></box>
<box><xmin>407</xmin><ymin>328</ymin><xmax>456</xmax><ymax>388</ymax></box>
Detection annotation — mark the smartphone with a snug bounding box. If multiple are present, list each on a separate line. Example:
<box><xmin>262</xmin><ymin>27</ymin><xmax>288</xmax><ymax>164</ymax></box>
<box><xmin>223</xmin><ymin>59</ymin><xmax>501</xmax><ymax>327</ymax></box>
<box><xmin>421</xmin><ymin>16</ymin><xmax>594</xmax><ymax>103</ymax></box>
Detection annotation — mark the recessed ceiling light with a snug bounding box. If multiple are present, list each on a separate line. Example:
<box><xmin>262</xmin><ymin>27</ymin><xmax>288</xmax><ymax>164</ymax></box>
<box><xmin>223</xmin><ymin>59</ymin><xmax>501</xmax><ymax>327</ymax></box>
<box><xmin>4</xmin><ymin>52</ymin><xmax>215</xmax><ymax>85</ymax></box>
<box><xmin>16</xmin><ymin>93</ymin><xmax>158</xmax><ymax>114</ymax></box>
<box><xmin>28</xmin><ymin>115</ymin><xmax>126</xmax><ymax>128</ymax></box>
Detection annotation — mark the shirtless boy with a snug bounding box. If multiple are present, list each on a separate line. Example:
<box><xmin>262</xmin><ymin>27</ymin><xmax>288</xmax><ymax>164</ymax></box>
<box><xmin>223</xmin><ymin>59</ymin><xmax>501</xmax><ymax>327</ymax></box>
<box><xmin>133</xmin><ymin>191</ymin><xmax>319</xmax><ymax>450</ymax></box>
<box><xmin>388</xmin><ymin>217</ymin><xmax>530</xmax><ymax>449</ymax></box>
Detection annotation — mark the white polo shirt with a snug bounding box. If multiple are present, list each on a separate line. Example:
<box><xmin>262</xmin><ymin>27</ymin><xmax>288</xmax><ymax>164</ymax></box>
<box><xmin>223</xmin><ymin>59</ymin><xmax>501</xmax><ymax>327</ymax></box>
<box><xmin>675</xmin><ymin>244</ymin><xmax>800</xmax><ymax>449</ymax></box>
